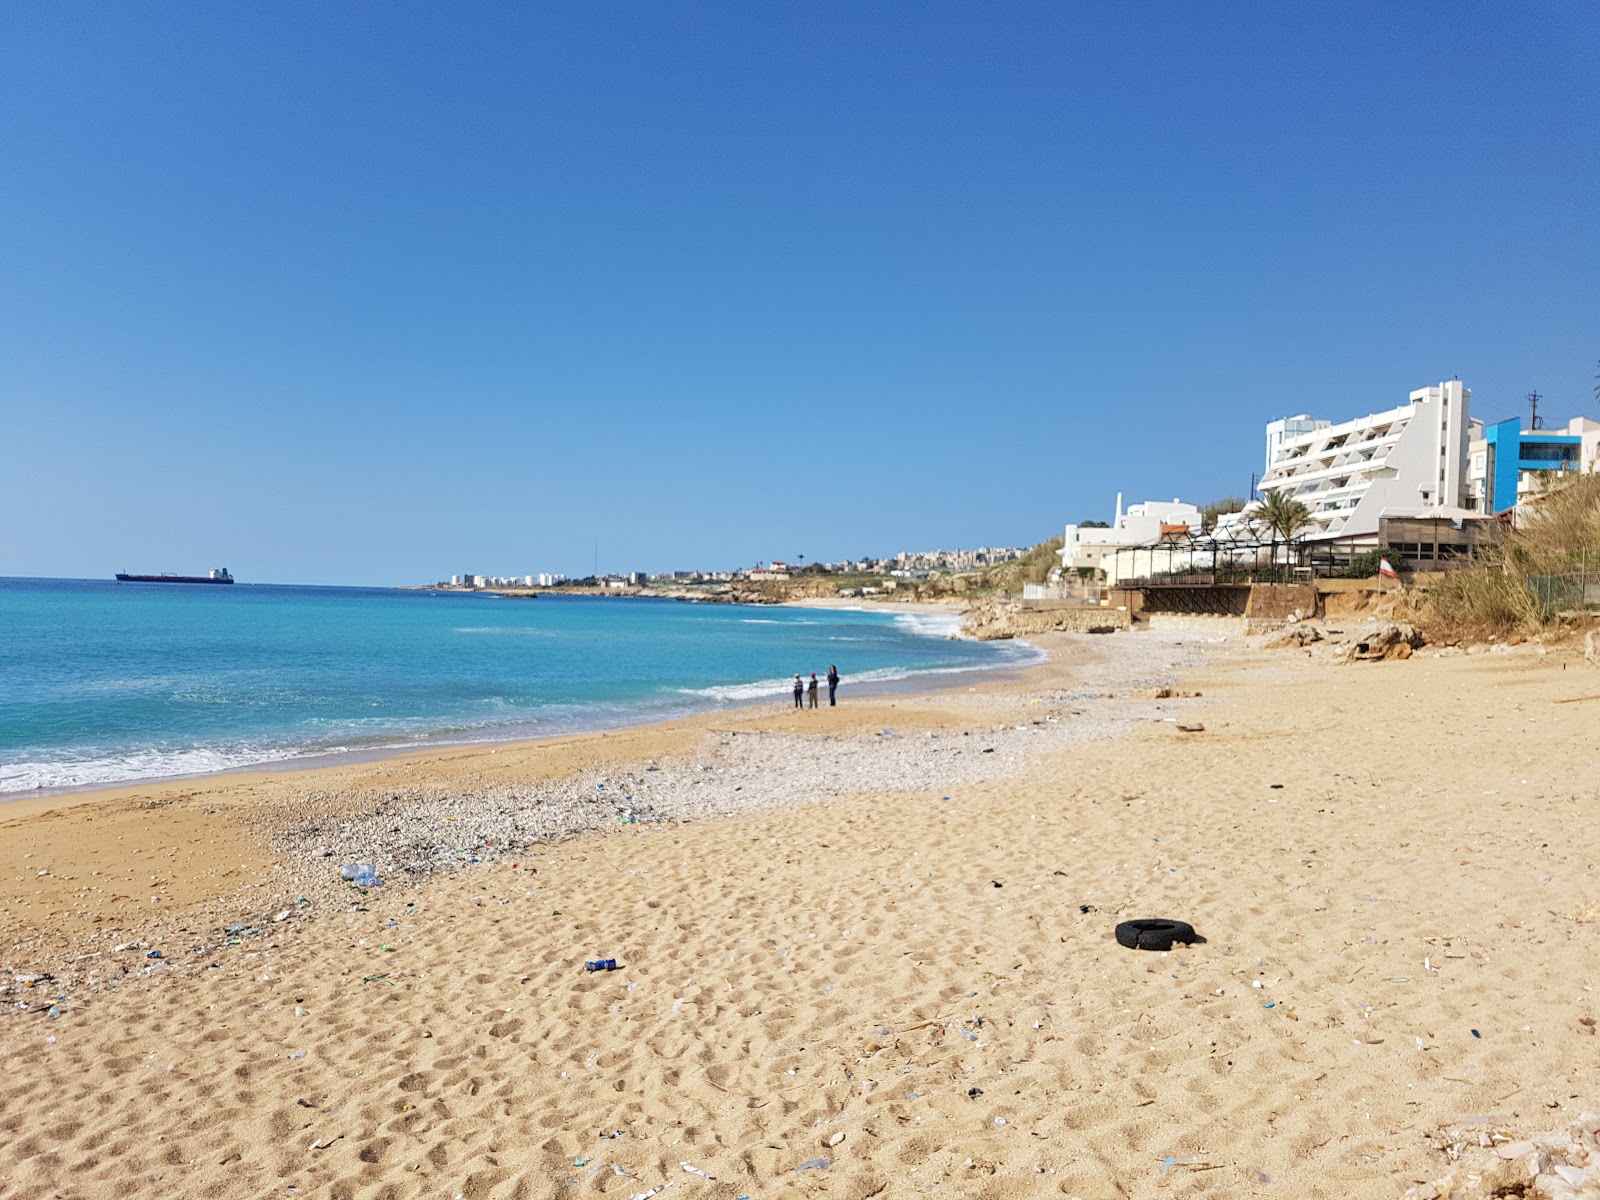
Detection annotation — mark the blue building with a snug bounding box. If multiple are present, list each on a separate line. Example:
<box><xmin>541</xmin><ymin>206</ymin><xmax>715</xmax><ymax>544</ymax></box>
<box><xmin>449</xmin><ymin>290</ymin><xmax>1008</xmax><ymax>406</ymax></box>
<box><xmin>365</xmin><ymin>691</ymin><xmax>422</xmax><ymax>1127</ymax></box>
<box><xmin>1469</xmin><ymin>418</ymin><xmax>1583</xmax><ymax>514</ymax></box>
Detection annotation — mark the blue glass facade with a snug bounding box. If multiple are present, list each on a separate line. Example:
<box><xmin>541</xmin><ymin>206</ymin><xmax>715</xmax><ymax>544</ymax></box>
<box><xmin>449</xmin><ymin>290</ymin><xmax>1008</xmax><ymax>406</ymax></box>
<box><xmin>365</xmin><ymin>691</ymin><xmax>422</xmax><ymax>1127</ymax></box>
<box><xmin>1482</xmin><ymin>418</ymin><xmax>1581</xmax><ymax>514</ymax></box>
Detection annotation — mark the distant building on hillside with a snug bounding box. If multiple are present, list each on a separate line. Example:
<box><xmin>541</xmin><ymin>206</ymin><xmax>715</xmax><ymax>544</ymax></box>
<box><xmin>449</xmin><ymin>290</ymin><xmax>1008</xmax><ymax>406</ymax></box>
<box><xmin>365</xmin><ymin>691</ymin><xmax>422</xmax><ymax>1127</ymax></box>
<box><xmin>892</xmin><ymin>546</ymin><xmax>1026</xmax><ymax>572</ymax></box>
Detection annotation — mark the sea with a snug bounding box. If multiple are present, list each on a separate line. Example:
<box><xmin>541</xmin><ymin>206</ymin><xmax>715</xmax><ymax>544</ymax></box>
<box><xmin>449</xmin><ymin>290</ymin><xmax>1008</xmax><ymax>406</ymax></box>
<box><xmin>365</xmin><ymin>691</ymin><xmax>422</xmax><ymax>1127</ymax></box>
<box><xmin>0</xmin><ymin>577</ymin><xmax>1038</xmax><ymax>795</ymax></box>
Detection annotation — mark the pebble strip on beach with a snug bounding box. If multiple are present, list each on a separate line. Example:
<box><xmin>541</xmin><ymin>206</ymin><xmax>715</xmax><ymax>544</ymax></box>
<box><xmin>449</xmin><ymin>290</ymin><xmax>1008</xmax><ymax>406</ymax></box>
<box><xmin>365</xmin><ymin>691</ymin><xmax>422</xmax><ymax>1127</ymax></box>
<box><xmin>268</xmin><ymin>630</ymin><xmax>1217</xmax><ymax>906</ymax></box>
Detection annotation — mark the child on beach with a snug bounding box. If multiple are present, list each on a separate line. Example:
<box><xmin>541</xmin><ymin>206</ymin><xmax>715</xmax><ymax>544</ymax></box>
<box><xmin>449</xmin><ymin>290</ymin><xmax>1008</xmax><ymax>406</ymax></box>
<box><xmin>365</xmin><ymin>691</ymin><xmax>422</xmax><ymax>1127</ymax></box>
<box><xmin>793</xmin><ymin>675</ymin><xmax>804</xmax><ymax>709</ymax></box>
<box><xmin>808</xmin><ymin>673</ymin><xmax>819</xmax><ymax>709</ymax></box>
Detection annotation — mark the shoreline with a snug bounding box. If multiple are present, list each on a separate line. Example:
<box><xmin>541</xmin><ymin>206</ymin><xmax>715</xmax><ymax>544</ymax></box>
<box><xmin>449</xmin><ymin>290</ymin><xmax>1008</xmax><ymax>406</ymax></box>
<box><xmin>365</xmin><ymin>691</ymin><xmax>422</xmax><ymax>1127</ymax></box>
<box><xmin>0</xmin><ymin>628</ymin><xmax>1184</xmax><ymax>974</ymax></box>
<box><xmin>0</xmin><ymin>595</ymin><xmax>1006</xmax><ymax>804</ymax></box>
<box><xmin>5</xmin><ymin>626</ymin><xmax>1600</xmax><ymax>1195</ymax></box>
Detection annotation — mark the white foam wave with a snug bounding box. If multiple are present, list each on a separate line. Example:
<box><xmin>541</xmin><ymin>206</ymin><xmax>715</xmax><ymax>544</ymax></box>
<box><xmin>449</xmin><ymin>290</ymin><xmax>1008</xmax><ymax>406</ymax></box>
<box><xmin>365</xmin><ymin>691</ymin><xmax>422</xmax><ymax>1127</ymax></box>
<box><xmin>673</xmin><ymin>675</ymin><xmax>811</xmax><ymax>702</ymax></box>
<box><xmin>0</xmin><ymin>744</ymin><xmax>310</xmax><ymax>795</ymax></box>
<box><xmin>892</xmin><ymin>611</ymin><xmax>965</xmax><ymax>639</ymax></box>
<box><xmin>671</xmin><ymin>647</ymin><xmax>1042</xmax><ymax>703</ymax></box>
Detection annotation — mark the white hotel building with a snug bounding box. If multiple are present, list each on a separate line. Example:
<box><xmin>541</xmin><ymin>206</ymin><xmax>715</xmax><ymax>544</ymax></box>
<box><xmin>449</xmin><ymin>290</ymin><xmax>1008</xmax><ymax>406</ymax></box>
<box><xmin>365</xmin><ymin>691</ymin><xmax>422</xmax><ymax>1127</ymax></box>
<box><xmin>1248</xmin><ymin>380</ymin><xmax>1472</xmax><ymax>542</ymax></box>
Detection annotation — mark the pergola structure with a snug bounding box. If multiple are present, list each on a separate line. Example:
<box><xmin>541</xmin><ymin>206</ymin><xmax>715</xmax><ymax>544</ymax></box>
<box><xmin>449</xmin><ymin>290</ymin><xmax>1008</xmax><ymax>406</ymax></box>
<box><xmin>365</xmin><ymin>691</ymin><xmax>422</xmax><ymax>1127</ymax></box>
<box><xmin>1106</xmin><ymin>525</ymin><xmax>1304</xmax><ymax>589</ymax></box>
<box><xmin>1100</xmin><ymin>526</ymin><xmax>1310</xmax><ymax>615</ymax></box>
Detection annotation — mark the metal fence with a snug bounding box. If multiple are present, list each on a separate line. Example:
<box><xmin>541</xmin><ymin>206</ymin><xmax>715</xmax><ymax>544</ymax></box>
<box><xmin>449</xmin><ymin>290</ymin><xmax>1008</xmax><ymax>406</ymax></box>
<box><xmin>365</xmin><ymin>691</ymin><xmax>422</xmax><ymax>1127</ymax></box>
<box><xmin>1529</xmin><ymin>563</ymin><xmax>1600</xmax><ymax>615</ymax></box>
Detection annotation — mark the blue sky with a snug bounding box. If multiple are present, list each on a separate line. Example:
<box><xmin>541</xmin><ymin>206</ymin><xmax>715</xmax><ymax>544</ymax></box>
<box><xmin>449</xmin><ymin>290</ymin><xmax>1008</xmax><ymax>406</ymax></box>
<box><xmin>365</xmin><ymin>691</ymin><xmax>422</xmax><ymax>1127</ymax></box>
<box><xmin>3</xmin><ymin>3</ymin><xmax>1596</xmax><ymax>585</ymax></box>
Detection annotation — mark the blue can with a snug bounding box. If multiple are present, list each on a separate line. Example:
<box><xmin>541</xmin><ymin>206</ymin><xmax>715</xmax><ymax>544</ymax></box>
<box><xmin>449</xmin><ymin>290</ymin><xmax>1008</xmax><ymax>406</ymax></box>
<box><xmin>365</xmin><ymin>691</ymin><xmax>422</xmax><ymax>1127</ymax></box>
<box><xmin>584</xmin><ymin>958</ymin><xmax>619</xmax><ymax>972</ymax></box>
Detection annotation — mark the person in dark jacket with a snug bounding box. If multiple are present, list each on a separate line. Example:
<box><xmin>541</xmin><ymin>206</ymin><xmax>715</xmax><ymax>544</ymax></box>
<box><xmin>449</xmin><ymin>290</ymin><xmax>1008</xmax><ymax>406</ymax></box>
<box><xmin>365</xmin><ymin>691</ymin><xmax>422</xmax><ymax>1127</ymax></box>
<box><xmin>807</xmin><ymin>673</ymin><xmax>819</xmax><ymax>709</ymax></box>
<box><xmin>792</xmin><ymin>674</ymin><xmax>804</xmax><ymax>709</ymax></box>
<box><xmin>827</xmin><ymin>665</ymin><xmax>840</xmax><ymax>706</ymax></box>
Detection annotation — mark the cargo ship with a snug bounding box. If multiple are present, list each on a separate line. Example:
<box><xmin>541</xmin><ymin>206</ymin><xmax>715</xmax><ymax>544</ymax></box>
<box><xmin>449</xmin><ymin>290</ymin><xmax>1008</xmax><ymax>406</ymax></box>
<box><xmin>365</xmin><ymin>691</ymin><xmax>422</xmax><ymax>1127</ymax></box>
<box><xmin>115</xmin><ymin>567</ymin><xmax>235</xmax><ymax>585</ymax></box>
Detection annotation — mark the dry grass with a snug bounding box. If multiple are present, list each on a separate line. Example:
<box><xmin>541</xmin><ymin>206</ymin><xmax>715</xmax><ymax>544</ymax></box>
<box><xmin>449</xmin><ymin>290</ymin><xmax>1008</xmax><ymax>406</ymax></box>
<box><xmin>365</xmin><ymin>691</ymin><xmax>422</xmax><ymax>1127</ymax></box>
<box><xmin>1423</xmin><ymin>557</ymin><xmax>1542</xmax><ymax>640</ymax></box>
<box><xmin>1503</xmin><ymin>471</ymin><xmax>1600</xmax><ymax>575</ymax></box>
<box><xmin>1423</xmin><ymin>474</ymin><xmax>1600</xmax><ymax>642</ymax></box>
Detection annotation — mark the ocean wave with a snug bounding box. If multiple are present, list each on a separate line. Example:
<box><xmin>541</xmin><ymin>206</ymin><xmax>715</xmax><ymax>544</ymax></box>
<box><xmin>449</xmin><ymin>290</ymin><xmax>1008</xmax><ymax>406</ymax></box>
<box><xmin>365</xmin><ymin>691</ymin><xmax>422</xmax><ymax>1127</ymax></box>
<box><xmin>891</xmin><ymin>611</ymin><xmax>965</xmax><ymax>639</ymax></box>
<box><xmin>0</xmin><ymin>744</ymin><xmax>310</xmax><ymax>795</ymax></box>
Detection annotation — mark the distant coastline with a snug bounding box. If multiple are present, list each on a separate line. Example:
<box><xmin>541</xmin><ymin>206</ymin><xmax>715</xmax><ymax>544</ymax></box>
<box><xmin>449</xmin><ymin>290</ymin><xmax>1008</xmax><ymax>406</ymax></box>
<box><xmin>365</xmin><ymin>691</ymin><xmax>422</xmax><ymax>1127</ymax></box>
<box><xmin>411</xmin><ymin>579</ymin><xmax>971</xmax><ymax>608</ymax></box>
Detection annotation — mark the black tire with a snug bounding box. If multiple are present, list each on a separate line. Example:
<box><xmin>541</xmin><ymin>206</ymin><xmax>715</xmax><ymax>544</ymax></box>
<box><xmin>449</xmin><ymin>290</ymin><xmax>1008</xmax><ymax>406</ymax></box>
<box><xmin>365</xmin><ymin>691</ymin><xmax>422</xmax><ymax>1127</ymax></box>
<box><xmin>1115</xmin><ymin>919</ymin><xmax>1198</xmax><ymax>951</ymax></box>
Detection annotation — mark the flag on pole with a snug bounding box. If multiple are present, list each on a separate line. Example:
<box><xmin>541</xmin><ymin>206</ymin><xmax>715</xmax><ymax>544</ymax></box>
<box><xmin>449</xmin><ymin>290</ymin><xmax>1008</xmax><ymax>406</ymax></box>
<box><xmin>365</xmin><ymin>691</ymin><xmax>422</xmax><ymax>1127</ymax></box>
<box><xmin>1378</xmin><ymin>557</ymin><xmax>1399</xmax><ymax>580</ymax></box>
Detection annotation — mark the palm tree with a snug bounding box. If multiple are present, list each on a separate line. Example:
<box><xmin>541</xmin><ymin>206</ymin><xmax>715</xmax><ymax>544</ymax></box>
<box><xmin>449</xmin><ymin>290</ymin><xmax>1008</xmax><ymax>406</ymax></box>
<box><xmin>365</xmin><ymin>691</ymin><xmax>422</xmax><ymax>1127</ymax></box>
<box><xmin>1256</xmin><ymin>490</ymin><xmax>1313</xmax><ymax>575</ymax></box>
<box><xmin>1258</xmin><ymin>489</ymin><xmax>1313</xmax><ymax>541</ymax></box>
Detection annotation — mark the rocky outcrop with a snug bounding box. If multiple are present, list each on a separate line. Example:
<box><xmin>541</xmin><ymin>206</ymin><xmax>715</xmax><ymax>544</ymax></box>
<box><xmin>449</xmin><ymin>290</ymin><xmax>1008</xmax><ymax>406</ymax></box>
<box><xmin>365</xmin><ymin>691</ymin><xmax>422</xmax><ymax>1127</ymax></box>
<box><xmin>1263</xmin><ymin>620</ymin><xmax>1425</xmax><ymax>662</ymax></box>
<box><xmin>1262</xmin><ymin>625</ymin><xmax>1323</xmax><ymax>649</ymax></box>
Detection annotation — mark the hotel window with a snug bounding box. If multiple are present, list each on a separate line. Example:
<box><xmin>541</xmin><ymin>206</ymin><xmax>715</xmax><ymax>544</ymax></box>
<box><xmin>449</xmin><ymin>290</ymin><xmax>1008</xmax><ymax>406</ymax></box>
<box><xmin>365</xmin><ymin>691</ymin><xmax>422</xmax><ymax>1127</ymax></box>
<box><xmin>1521</xmin><ymin>444</ymin><xmax>1577</xmax><ymax>463</ymax></box>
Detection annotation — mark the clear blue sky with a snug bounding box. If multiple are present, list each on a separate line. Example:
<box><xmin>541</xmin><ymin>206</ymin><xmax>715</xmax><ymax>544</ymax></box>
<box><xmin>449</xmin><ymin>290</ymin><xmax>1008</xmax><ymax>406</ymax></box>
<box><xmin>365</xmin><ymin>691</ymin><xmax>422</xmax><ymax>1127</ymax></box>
<box><xmin>3</xmin><ymin>3</ymin><xmax>1596</xmax><ymax>585</ymax></box>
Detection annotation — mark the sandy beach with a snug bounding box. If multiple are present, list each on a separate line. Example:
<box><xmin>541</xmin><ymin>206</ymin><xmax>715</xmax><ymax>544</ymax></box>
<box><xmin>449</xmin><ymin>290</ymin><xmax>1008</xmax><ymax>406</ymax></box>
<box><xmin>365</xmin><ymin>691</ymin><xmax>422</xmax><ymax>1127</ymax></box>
<box><xmin>4</xmin><ymin>627</ymin><xmax>1600</xmax><ymax>1199</ymax></box>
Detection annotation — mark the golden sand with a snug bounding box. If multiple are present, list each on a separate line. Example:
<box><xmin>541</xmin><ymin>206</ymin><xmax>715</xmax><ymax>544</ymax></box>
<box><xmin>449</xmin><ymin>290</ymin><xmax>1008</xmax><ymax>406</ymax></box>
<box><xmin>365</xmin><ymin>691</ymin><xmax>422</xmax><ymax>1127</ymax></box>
<box><xmin>3</xmin><ymin>633</ymin><xmax>1599</xmax><ymax>1198</ymax></box>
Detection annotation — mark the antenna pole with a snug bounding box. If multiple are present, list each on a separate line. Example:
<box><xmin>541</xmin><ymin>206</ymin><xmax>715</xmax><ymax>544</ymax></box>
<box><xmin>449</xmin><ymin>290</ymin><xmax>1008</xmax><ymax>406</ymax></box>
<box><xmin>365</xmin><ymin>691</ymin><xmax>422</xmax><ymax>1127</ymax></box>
<box><xmin>1528</xmin><ymin>391</ymin><xmax>1543</xmax><ymax>431</ymax></box>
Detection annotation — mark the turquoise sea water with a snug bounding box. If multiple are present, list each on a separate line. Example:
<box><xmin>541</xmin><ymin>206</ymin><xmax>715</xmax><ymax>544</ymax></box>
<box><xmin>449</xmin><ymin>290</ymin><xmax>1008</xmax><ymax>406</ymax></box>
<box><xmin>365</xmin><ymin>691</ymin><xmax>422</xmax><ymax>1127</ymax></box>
<box><xmin>0</xmin><ymin>578</ymin><xmax>1035</xmax><ymax>794</ymax></box>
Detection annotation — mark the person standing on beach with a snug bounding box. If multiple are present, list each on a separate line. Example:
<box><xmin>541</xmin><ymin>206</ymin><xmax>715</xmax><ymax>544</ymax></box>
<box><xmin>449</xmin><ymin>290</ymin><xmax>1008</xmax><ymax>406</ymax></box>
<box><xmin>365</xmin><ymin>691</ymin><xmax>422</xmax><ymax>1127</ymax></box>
<box><xmin>827</xmin><ymin>665</ymin><xmax>840</xmax><ymax>706</ymax></box>
<box><xmin>808</xmin><ymin>673</ymin><xmax>819</xmax><ymax>709</ymax></box>
<box><xmin>793</xmin><ymin>674</ymin><xmax>804</xmax><ymax>709</ymax></box>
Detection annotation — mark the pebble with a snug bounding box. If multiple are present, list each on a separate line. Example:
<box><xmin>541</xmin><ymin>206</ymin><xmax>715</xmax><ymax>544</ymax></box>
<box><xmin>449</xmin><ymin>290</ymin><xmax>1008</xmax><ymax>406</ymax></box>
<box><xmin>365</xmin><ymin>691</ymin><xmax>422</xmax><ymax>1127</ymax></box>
<box><xmin>1418</xmin><ymin>1110</ymin><xmax>1600</xmax><ymax>1199</ymax></box>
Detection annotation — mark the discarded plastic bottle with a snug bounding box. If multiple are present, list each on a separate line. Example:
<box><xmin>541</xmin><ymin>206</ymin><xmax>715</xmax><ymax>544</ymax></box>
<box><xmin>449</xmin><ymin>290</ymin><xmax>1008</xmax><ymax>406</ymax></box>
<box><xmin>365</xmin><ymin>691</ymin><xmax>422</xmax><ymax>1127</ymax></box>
<box><xmin>584</xmin><ymin>959</ymin><xmax>619</xmax><ymax>972</ymax></box>
<box><xmin>339</xmin><ymin>862</ymin><xmax>377</xmax><ymax>882</ymax></box>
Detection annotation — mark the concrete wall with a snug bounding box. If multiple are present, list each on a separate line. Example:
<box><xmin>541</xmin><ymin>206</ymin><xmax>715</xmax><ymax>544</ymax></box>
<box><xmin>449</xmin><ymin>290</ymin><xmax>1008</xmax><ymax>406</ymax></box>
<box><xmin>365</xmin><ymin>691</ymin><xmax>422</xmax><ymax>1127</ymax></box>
<box><xmin>1245</xmin><ymin>584</ymin><xmax>1318</xmax><ymax>620</ymax></box>
<box><xmin>1052</xmin><ymin>607</ymin><xmax>1131</xmax><ymax>632</ymax></box>
<box><xmin>1145</xmin><ymin>614</ymin><xmax>1250</xmax><ymax>635</ymax></box>
<box><xmin>1145</xmin><ymin>613</ymin><xmax>1299</xmax><ymax>636</ymax></box>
